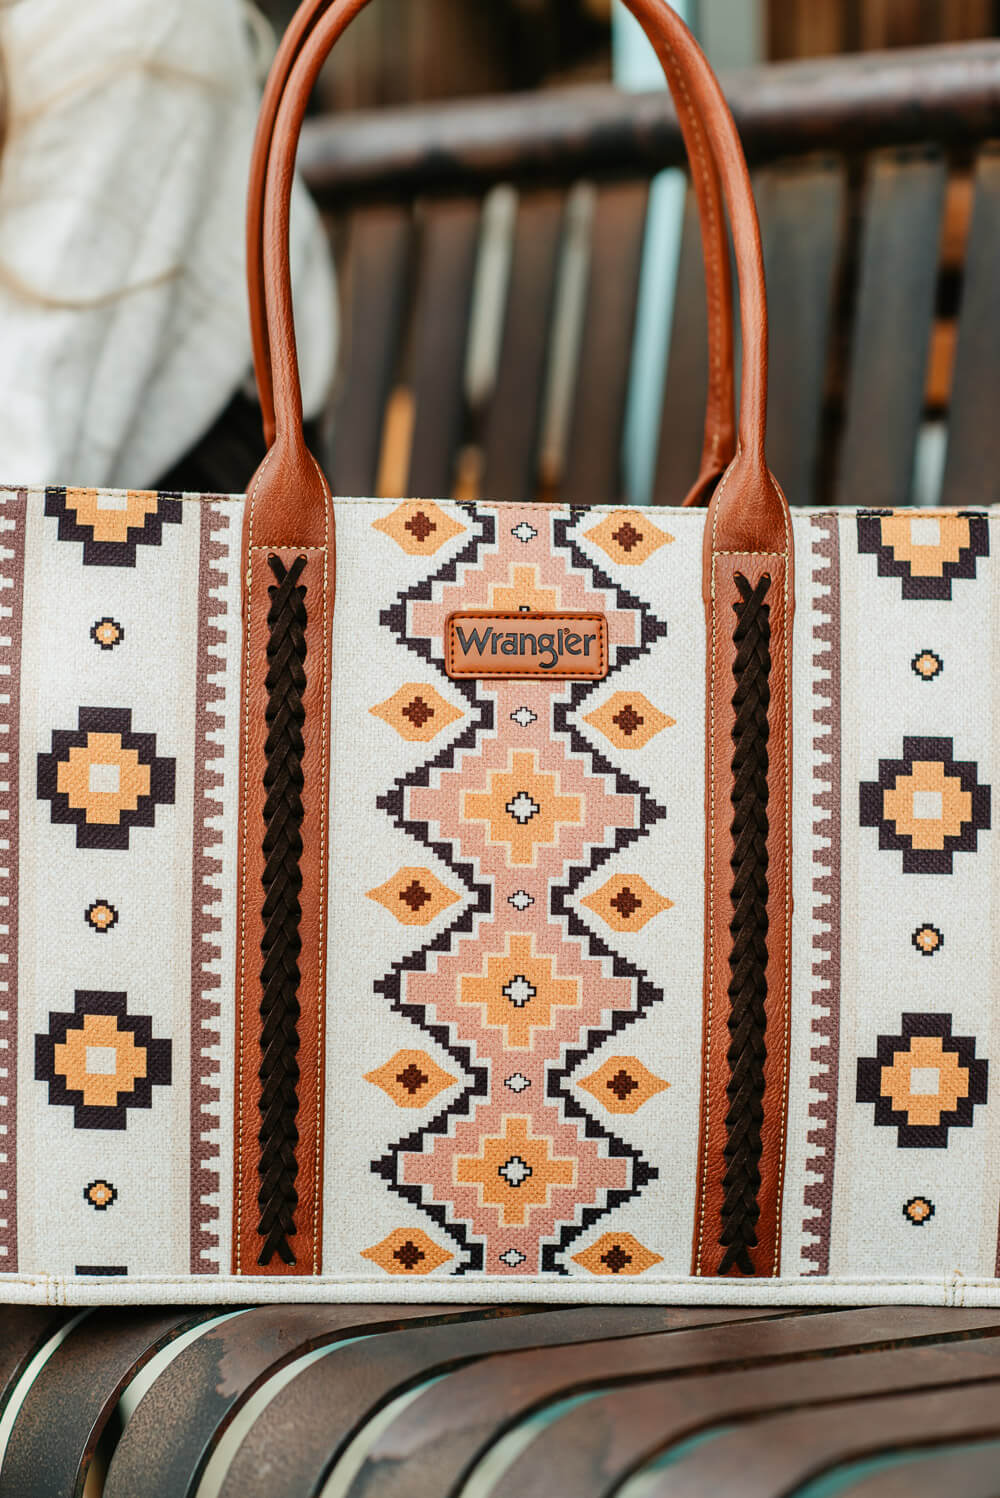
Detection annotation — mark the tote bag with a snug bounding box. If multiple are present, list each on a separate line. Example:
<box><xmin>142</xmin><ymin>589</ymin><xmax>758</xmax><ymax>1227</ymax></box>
<box><xmin>1</xmin><ymin>0</ymin><xmax>995</xmax><ymax>1306</ymax></box>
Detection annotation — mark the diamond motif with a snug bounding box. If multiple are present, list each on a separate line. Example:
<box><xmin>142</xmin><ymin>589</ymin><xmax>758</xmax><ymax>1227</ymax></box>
<box><xmin>362</xmin><ymin>1228</ymin><xmax>453</xmax><ymax>1275</ymax></box>
<box><xmin>860</xmin><ymin>736</ymin><xmax>990</xmax><ymax>874</ymax></box>
<box><xmin>35</xmin><ymin>990</ymin><xmax>171</xmax><ymax>1130</ymax></box>
<box><xmin>856</xmin><ymin>1013</ymin><xmax>988</xmax><ymax>1147</ymax></box>
<box><xmin>464</xmin><ymin>751</ymin><xmax>582</xmax><ymax>865</ymax></box>
<box><xmin>373</xmin><ymin>502</ymin><xmax>466</xmax><ymax>556</ymax></box>
<box><xmin>512</xmin><ymin>523</ymin><xmax>538</xmax><ymax>544</ymax></box>
<box><xmin>511</xmin><ymin>707</ymin><xmax>538</xmax><ymax>728</ymax></box>
<box><xmin>45</xmin><ymin>488</ymin><xmax>182</xmax><ymax>567</ymax></box>
<box><xmin>505</xmin><ymin>1073</ymin><xmax>531</xmax><ymax>1094</ymax></box>
<box><xmin>572</xmin><ymin>1232</ymin><xmax>663</xmax><ymax>1276</ymax></box>
<box><xmin>584</xmin><ymin>693</ymin><xmax>675</xmax><ymax>750</ymax></box>
<box><xmin>365</xmin><ymin>1049</ymin><xmax>457</xmax><ymax>1108</ymax></box>
<box><xmin>498</xmin><ymin>1155</ymin><xmax>533</xmax><ymax>1188</ymax></box>
<box><xmin>502</xmin><ymin>974</ymin><xmax>537</xmax><ymax>1008</ymax></box>
<box><xmin>455</xmin><ymin>1117</ymin><xmax>575</xmax><ymax>1225</ymax></box>
<box><xmin>581</xmin><ymin>874</ymin><xmax>673</xmax><ymax>932</ymax></box>
<box><xmin>460</xmin><ymin>936</ymin><xmax>580</xmax><ymax>1047</ymax></box>
<box><xmin>366</xmin><ymin>867</ymin><xmax>461</xmax><ymax>926</ymax></box>
<box><xmin>577</xmin><ymin>1056</ymin><xmax>670</xmax><ymax>1114</ymax></box>
<box><xmin>585</xmin><ymin>510</ymin><xmax>673</xmax><ymax>566</ymax></box>
<box><xmin>370</xmin><ymin>684</ymin><xmax>464</xmax><ymax>743</ymax></box>
<box><xmin>37</xmin><ymin>708</ymin><xmax>175</xmax><ymax>851</ymax></box>
<box><xmin>508</xmin><ymin>890</ymin><xmax>534</xmax><ymax>912</ymax></box>
<box><xmin>857</xmin><ymin>510</ymin><xmax>989</xmax><ymax>600</ymax></box>
<box><xmin>500</xmin><ymin>1248</ymin><xmax>527</xmax><ymax>1267</ymax></box>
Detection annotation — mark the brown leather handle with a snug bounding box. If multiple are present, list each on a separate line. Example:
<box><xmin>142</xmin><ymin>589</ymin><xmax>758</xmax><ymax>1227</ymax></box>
<box><xmin>248</xmin><ymin>0</ymin><xmax>788</xmax><ymax>559</ymax></box>
<box><xmin>246</xmin><ymin>0</ymin><xmax>736</xmax><ymax>506</ymax></box>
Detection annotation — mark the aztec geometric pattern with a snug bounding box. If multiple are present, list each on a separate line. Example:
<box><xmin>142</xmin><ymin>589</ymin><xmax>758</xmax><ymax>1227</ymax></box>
<box><xmin>2</xmin><ymin>488</ymin><xmax>1000</xmax><ymax>1306</ymax></box>
<box><xmin>368</xmin><ymin>505</ymin><xmax>671</xmax><ymax>1276</ymax></box>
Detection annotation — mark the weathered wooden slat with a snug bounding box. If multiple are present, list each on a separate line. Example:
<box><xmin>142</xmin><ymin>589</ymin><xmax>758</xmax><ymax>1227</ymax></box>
<box><xmin>0</xmin><ymin>1310</ymin><xmax>217</xmax><ymax>1498</ymax></box>
<box><xmin>494</xmin><ymin>1318</ymin><xmax>1000</xmax><ymax>1498</ymax></box>
<box><xmin>345</xmin><ymin>1307</ymin><xmax>1000</xmax><ymax>1498</ymax></box>
<box><xmin>298</xmin><ymin>43</ymin><xmax>1000</xmax><ymax>203</ymax></box>
<box><xmin>218</xmin><ymin>1307</ymin><xmax>773</xmax><ymax>1498</ymax></box>
<box><xmin>640</xmin><ymin>1379</ymin><xmax>1000</xmax><ymax>1497</ymax></box>
<box><xmin>480</xmin><ymin>190</ymin><xmax>565</xmax><ymax>503</ymax></box>
<box><xmin>941</xmin><ymin>145</ymin><xmax>1000</xmax><ymax>507</ymax></box>
<box><xmin>326</xmin><ymin>205</ymin><xmax>413</xmax><ymax>497</ymax></box>
<box><xmin>834</xmin><ymin>148</ymin><xmax>947</xmax><ymax>508</ymax></box>
<box><xmin>102</xmin><ymin>1304</ymin><xmax>515</xmax><ymax>1498</ymax></box>
<box><xmin>561</xmin><ymin>181</ymin><xmax>649</xmax><ymax>506</ymax></box>
<box><xmin>652</xmin><ymin>186</ymin><xmax>713</xmax><ymax>507</ymax></box>
<box><xmin>406</xmin><ymin>197</ymin><xmax>482</xmax><ymax>499</ymax></box>
<box><xmin>756</xmin><ymin>157</ymin><xmax>845</xmax><ymax>506</ymax></box>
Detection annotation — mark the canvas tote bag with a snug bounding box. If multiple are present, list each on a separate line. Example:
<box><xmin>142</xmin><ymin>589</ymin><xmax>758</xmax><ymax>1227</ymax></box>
<box><xmin>1</xmin><ymin>0</ymin><xmax>995</xmax><ymax>1307</ymax></box>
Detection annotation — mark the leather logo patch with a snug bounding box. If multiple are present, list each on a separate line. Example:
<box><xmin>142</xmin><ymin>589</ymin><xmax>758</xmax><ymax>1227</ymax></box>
<box><xmin>445</xmin><ymin>611</ymin><xmax>608</xmax><ymax>680</ymax></box>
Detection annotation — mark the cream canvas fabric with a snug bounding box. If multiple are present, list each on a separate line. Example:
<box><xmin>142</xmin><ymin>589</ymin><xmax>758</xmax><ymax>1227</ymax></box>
<box><xmin>2</xmin><ymin>485</ymin><xmax>997</xmax><ymax>1305</ymax></box>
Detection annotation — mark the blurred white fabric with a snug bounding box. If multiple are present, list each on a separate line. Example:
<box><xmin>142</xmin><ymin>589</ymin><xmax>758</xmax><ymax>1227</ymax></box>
<box><xmin>0</xmin><ymin>0</ymin><xmax>337</xmax><ymax>488</ymax></box>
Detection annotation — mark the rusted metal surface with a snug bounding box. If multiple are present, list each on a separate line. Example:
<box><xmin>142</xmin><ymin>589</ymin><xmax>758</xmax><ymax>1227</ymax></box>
<box><xmin>4</xmin><ymin>1305</ymin><xmax>1000</xmax><ymax>1494</ymax></box>
<box><xmin>0</xmin><ymin>1308</ymin><xmax>67</xmax><ymax>1416</ymax></box>
<box><xmin>217</xmin><ymin>1307</ymin><xmax>772</xmax><ymax>1498</ymax></box>
<box><xmin>344</xmin><ymin>1307</ymin><xmax>1000</xmax><ymax>1498</ymax></box>
<box><xmin>101</xmin><ymin>1304</ymin><xmax>521</xmax><ymax>1498</ymax></box>
<box><xmin>299</xmin><ymin>42</ymin><xmax>1000</xmax><ymax>204</ymax></box>
<box><xmin>494</xmin><ymin>1318</ymin><xmax>1000</xmax><ymax>1498</ymax></box>
<box><xmin>0</xmin><ymin>1309</ymin><xmax>218</xmax><ymax>1498</ymax></box>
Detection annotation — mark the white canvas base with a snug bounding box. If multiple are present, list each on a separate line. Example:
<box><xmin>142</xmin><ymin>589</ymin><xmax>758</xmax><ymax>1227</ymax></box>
<box><xmin>0</xmin><ymin>1272</ymin><xmax>996</xmax><ymax>1308</ymax></box>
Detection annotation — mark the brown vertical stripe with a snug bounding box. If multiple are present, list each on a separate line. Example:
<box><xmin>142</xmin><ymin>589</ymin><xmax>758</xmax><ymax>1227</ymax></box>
<box><xmin>693</xmin><ymin>546</ymin><xmax>793</xmax><ymax>1278</ymax></box>
<box><xmin>189</xmin><ymin>502</ymin><xmax>230</xmax><ymax>1275</ymax></box>
<box><xmin>803</xmin><ymin>514</ymin><xmax>842</xmax><ymax>1276</ymax></box>
<box><xmin>234</xmin><ymin>544</ymin><xmax>331</xmax><ymax>1276</ymax></box>
<box><xmin>0</xmin><ymin>490</ymin><xmax>25</xmax><ymax>1273</ymax></box>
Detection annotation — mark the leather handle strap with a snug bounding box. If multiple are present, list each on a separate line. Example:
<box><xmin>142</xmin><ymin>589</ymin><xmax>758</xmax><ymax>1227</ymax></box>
<box><xmin>248</xmin><ymin>0</ymin><xmax>788</xmax><ymax>558</ymax></box>
<box><xmin>246</xmin><ymin>0</ymin><xmax>736</xmax><ymax>506</ymax></box>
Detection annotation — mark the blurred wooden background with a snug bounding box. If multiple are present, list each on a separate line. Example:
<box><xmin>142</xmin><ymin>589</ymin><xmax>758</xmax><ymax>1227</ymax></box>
<box><xmin>258</xmin><ymin>0</ymin><xmax>1000</xmax><ymax>106</ymax></box>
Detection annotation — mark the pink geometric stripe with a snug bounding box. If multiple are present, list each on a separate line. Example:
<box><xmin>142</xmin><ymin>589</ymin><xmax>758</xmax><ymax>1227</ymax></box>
<box><xmin>374</xmin><ymin>505</ymin><xmax>668</xmax><ymax>1274</ymax></box>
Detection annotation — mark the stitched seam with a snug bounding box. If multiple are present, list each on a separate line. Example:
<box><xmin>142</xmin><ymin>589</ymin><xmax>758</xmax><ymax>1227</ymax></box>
<box><xmin>660</xmin><ymin>36</ymin><xmax>724</xmax><ymax>464</ymax></box>
<box><xmin>773</xmin><ymin>480</ymin><xmax>793</xmax><ymax>1275</ymax></box>
<box><xmin>696</xmin><ymin>459</ymin><xmax>736</xmax><ymax>1273</ymax></box>
<box><xmin>310</xmin><ymin>448</ymin><xmax>331</xmax><ymax>1276</ymax></box>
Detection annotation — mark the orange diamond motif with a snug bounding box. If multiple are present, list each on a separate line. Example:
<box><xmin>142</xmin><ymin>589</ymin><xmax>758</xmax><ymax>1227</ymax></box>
<box><xmin>361</xmin><ymin>1228</ymin><xmax>453</xmax><ymax>1275</ymax></box>
<box><xmin>577</xmin><ymin>1056</ymin><xmax>669</xmax><ymax>1115</ymax></box>
<box><xmin>370</xmin><ymin>684</ymin><xmax>464</xmax><ymax>743</ymax></box>
<box><xmin>459</xmin><ymin>934</ymin><xmax>580</xmax><ymax>1048</ymax></box>
<box><xmin>584</xmin><ymin>693</ymin><xmax>674</xmax><ymax>750</ymax></box>
<box><xmin>581</xmin><ymin>874</ymin><xmax>673</xmax><ymax>932</ymax></box>
<box><xmin>367</xmin><ymin>867</ymin><xmax>461</xmax><ymax>926</ymax></box>
<box><xmin>455</xmin><ymin>1115</ymin><xmax>576</xmax><ymax>1226</ymax></box>
<box><xmin>573</xmin><ymin>1232</ymin><xmax>663</xmax><ymax>1276</ymax></box>
<box><xmin>585</xmin><ymin>510</ymin><xmax>674</xmax><ymax>566</ymax></box>
<box><xmin>463</xmin><ymin>750</ymin><xmax>582</xmax><ymax>866</ymax></box>
<box><xmin>365</xmin><ymin>1049</ymin><xmax>458</xmax><ymax>1108</ymax></box>
<box><xmin>373</xmin><ymin>502</ymin><xmax>466</xmax><ymax>556</ymax></box>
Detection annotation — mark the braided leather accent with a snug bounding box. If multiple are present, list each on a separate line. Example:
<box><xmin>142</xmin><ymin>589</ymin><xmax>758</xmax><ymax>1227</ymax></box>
<box><xmin>257</xmin><ymin>554</ymin><xmax>308</xmax><ymax>1266</ymax></box>
<box><xmin>718</xmin><ymin>572</ymin><xmax>771</xmax><ymax>1276</ymax></box>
